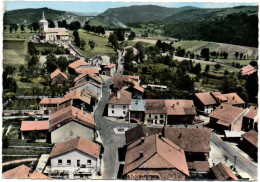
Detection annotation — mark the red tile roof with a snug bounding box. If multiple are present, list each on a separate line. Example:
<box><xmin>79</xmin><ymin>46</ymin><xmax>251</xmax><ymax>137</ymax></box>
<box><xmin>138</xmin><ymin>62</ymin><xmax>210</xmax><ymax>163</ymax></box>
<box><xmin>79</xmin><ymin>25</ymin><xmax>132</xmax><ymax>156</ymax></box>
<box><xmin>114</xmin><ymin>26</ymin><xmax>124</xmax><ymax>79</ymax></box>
<box><xmin>241</xmin><ymin>65</ymin><xmax>257</xmax><ymax>76</ymax></box>
<box><xmin>222</xmin><ymin>93</ymin><xmax>245</xmax><ymax>106</ymax></box>
<box><xmin>164</xmin><ymin>127</ymin><xmax>211</xmax><ymax>153</ymax></box>
<box><xmin>211</xmin><ymin>163</ymin><xmax>238</xmax><ymax>180</ymax></box>
<box><xmin>104</xmin><ymin>63</ymin><xmax>116</xmax><ymax>69</ymax></box>
<box><xmin>209</xmin><ymin>103</ymin><xmax>245</xmax><ymax>127</ymax></box>
<box><xmin>69</xmin><ymin>80</ymin><xmax>102</xmax><ymax>91</ymax></box>
<box><xmin>195</xmin><ymin>92</ymin><xmax>219</xmax><ymax>106</ymax></box>
<box><xmin>113</xmin><ymin>75</ymin><xmax>140</xmax><ymax>89</ymax></box>
<box><xmin>242</xmin><ymin>130</ymin><xmax>258</xmax><ymax>148</ymax></box>
<box><xmin>2</xmin><ymin>164</ymin><xmax>51</xmax><ymax>179</ymax></box>
<box><xmin>50</xmin><ymin>68</ymin><xmax>68</xmax><ymax>79</ymax></box>
<box><xmin>74</xmin><ymin>68</ymin><xmax>102</xmax><ymax>83</ymax></box>
<box><xmin>108</xmin><ymin>89</ymin><xmax>132</xmax><ymax>105</ymax></box>
<box><xmin>123</xmin><ymin>134</ymin><xmax>189</xmax><ymax>177</ymax></box>
<box><xmin>62</xmin><ymin>89</ymin><xmax>91</xmax><ymax>105</ymax></box>
<box><xmin>69</xmin><ymin>60</ymin><xmax>89</xmax><ymax>69</ymax></box>
<box><xmin>49</xmin><ymin>137</ymin><xmax>101</xmax><ymax>159</ymax></box>
<box><xmin>45</xmin><ymin>28</ymin><xmax>68</xmax><ymax>36</ymax></box>
<box><xmin>21</xmin><ymin>120</ymin><xmax>49</xmax><ymax>131</ymax></box>
<box><xmin>49</xmin><ymin>105</ymin><xmax>96</xmax><ymax>132</ymax></box>
<box><xmin>244</xmin><ymin>106</ymin><xmax>258</xmax><ymax>119</ymax></box>
<box><xmin>164</xmin><ymin>100</ymin><xmax>196</xmax><ymax>115</ymax></box>
<box><xmin>145</xmin><ymin>99</ymin><xmax>167</xmax><ymax>114</ymax></box>
<box><xmin>39</xmin><ymin>97</ymin><xmax>64</xmax><ymax>105</ymax></box>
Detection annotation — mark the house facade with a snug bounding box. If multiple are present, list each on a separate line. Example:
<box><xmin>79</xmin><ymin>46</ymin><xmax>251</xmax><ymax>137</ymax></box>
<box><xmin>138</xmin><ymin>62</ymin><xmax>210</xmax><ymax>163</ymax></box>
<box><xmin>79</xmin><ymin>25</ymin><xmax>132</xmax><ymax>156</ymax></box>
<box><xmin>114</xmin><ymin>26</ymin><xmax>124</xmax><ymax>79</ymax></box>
<box><xmin>108</xmin><ymin>89</ymin><xmax>132</xmax><ymax>117</ymax></box>
<box><xmin>70</xmin><ymin>81</ymin><xmax>102</xmax><ymax>100</ymax></box>
<box><xmin>129</xmin><ymin>99</ymin><xmax>146</xmax><ymax>123</ymax></box>
<box><xmin>102</xmin><ymin>64</ymin><xmax>116</xmax><ymax>76</ymax></box>
<box><xmin>241</xmin><ymin>130</ymin><xmax>258</xmax><ymax>161</ymax></box>
<box><xmin>39</xmin><ymin>97</ymin><xmax>64</xmax><ymax>115</ymax></box>
<box><xmin>49</xmin><ymin>105</ymin><xmax>97</xmax><ymax>143</ymax></box>
<box><xmin>48</xmin><ymin>137</ymin><xmax>101</xmax><ymax>179</ymax></box>
<box><xmin>144</xmin><ymin>99</ymin><xmax>167</xmax><ymax>125</ymax></box>
<box><xmin>242</xmin><ymin>106</ymin><xmax>258</xmax><ymax>132</ymax></box>
<box><xmin>50</xmin><ymin>69</ymin><xmax>68</xmax><ymax>85</ymax></box>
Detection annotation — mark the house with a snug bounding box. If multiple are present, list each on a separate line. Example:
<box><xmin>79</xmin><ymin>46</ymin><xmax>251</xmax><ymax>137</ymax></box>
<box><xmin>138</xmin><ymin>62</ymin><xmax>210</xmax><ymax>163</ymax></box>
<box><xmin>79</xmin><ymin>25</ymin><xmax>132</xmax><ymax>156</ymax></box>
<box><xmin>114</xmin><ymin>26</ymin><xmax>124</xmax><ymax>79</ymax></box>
<box><xmin>74</xmin><ymin>67</ymin><xmax>102</xmax><ymax>84</ymax></box>
<box><xmin>128</xmin><ymin>99</ymin><xmax>146</xmax><ymax>123</ymax></box>
<box><xmin>187</xmin><ymin>161</ymin><xmax>210</xmax><ymax>178</ymax></box>
<box><xmin>102</xmin><ymin>64</ymin><xmax>116</xmax><ymax>76</ymax></box>
<box><xmin>209</xmin><ymin>103</ymin><xmax>247</xmax><ymax>133</ymax></box>
<box><xmin>39</xmin><ymin>12</ymin><xmax>69</xmax><ymax>42</ymax></box>
<box><xmin>20</xmin><ymin>120</ymin><xmax>49</xmax><ymax>140</ymax></box>
<box><xmin>69</xmin><ymin>81</ymin><xmax>102</xmax><ymax>100</ymax></box>
<box><xmin>90</xmin><ymin>55</ymin><xmax>110</xmax><ymax>68</ymax></box>
<box><xmin>164</xmin><ymin>100</ymin><xmax>196</xmax><ymax>125</ymax></box>
<box><xmin>241</xmin><ymin>130</ymin><xmax>258</xmax><ymax>160</ymax></box>
<box><xmin>222</xmin><ymin>93</ymin><xmax>245</xmax><ymax>108</ymax></box>
<box><xmin>164</xmin><ymin>127</ymin><xmax>211</xmax><ymax>161</ymax></box>
<box><xmin>68</xmin><ymin>60</ymin><xmax>90</xmax><ymax>74</ymax></box>
<box><xmin>123</xmin><ymin>134</ymin><xmax>190</xmax><ymax>180</ymax></box>
<box><xmin>194</xmin><ymin>92</ymin><xmax>245</xmax><ymax>114</ymax></box>
<box><xmin>2</xmin><ymin>164</ymin><xmax>50</xmax><ymax>179</ymax></box>
<box><xmin>57</xmin><ymin>89</ymin><xmax>96</xmax><ymax>113</ymax></box>
<box><xmin>49</xmin><ymin>105</ymin><xmax>97</xmax><ymax>143</ymax></box>
<box><xmin>112</xmin><ymin>75</ymin><xmax>140</xmax><ymax>91</ymax></box>
<box><xmin>242</xmin><ymin>106</ymin><xmax>258</xmax><ymax>131</ymax></box>
<box><xmin>144</xmin><ymin>99</ymin><xmax>167</xmax><ymax>125</ymax></box>
<box><xmin>39</xmin><ymin>97</ymin><xmax>64</xmax><ymax>114</ymax></box>
<box><xmin>108</xmin><ymin>89</ymin><xmax>132</xmax><ymax>117</ymax></box>
<box><xmin>210</xmin><ymin>163</ymin><xmax>238</xmax><ymax>180</ymax></box>
<box><xmin>50</xmin><ymin>68</ymin><xmax>68</xmax><ymax>85</ymax></box>
<box><xmin>47</xmin><ymin>137</ymin><xmax>101</xmax><ymax>179</ymax></box>
<box><xmin>194</xmin><ymin>92</ymin><xmax>220</xmax><ymax>114</ymax></box>
<box><xmin>241</xmin><ymin>64</ymin><xmax>257</xmax><ymax>76</ymax></box>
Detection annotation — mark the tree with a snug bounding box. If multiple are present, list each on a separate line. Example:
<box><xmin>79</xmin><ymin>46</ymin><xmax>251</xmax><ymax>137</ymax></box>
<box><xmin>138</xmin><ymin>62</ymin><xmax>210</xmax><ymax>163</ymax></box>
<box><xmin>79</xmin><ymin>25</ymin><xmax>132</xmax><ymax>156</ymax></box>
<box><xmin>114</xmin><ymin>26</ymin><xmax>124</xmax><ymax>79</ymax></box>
<box><xmin>223</xmin><ymin>52</ymin><xmax>228</xmax><ymax>59</ymax></box>
<box><xmin>32</xmin><ymin>22</ymin><xmax>39</xmax><ymax>32</ymax></box>
<box><xmin>45</xmin><ymin>53</ymin><xmax>57</xmax><ymax>73</ymax></box>
<box><xmin>246</xmin><ymin>72</ymin><xmax>258</xmax><ymax>103</ymax></box>
<box><xmin>200</xmin><ymin>48</ymin><xmax>210</xmax><ymax>61</ymax></box>
<box><xmin>221</xmin><ymin>76</ymin><xmax>238</xmax><ymax>93</ymax></box>
<box><xmin>73</xmin><ymin>30</ymin><xmax>80</xmax><ymax>47</ymax></box>
<box><xmin>135</xmin><ymin>42</ymin><xmax>145</xmax><ymax>62</ymax></box>
<box><xmin>204</xmin><ymin>65</ymin><xmax>210</xmax><ymax>73</ymax></box>
<box><xmin>20</xmin><ymin>24</ymin><xmax>25</xmax><ymax>32</ymax></box>
<box><xmin>249</xmin><ymin>61</ymin><xmax>257</xmax><ymax>67</ymax></box>
<box><xmin>240</xmin><ymin>53</ymin><xmax>244</xmax><ymax>60</ymax></box>
<box><xmin>9</xmin><ymin>26</ymin><xmax>13</xmax><ymax>33</ymax></box>
<box><xmin>115</xmin><ymin>29</ymin><xmax>125</xmax><ymax>41</ymax></box>
<box><xmin>80</xmin><ymin>40</ymin><xmax>86</xmax><ymax>50</ymax></box>
<box><xmin>5</xmin><ymin>77</ymin><xmax>18</xmax><ymax>93</ymax></box>
<box><xmin>235</xmin><ymin>52</ymin><xmax>239</xmax><ymax>59</ymax></box>
<box><xmin>214</xmin><ymin>63</ymin><xmax>222</xmax><ymax>70</ymax></box>
<box><xmin>69</xmin><ymin>21</ymin><xmax>81</xmax><ymax>30</ymax></box>
<box><xmin>47</xmin><ymin>19</ymin><xmax>55</xmax><ymax>28</ymax></box>
<box><xmin>2</xmin><ymin>135</ymin><xmax>10</xmax><ymax>148</ymax></box>
<box><xmin>4</xmin><ymin>65</ymin><xmax>16</xmax><ymax>78</ymax></box>
<box><xmin>88</xmin><ymin>40</ymin><xmax>96</xmax><ymax>50</ymax></box>
<box><xmin>84</xmin><ymin>24</ymin><xmax>92</xmax><ymax>32</ymax></box>
<box><xmin>128</xmin><ymin>31</ymin><xmax>136</xmax><ymax>40</ymax></box>
<box><xmin>13</xmin><ymin>24</ymin><xmax>18</xmax><ymax>32</ymax></box>
<box><xmin>108</xmin><ymin>33</ymin><xmax>118</xmax><ymax>49</ymax></box>
<box><xmin>28</xmin><ymin>54</ymin><xmax>39</xmax><ymax>67</ymax></box>
<box><xmin>192</xmin><ymin>63</ymin><xmax>201</xmax><ymax>74</ymax></box>
<box><xmin>57</xmin><ymin>56</ymin><xmax>68</xmax><ymax>72</ymax></box>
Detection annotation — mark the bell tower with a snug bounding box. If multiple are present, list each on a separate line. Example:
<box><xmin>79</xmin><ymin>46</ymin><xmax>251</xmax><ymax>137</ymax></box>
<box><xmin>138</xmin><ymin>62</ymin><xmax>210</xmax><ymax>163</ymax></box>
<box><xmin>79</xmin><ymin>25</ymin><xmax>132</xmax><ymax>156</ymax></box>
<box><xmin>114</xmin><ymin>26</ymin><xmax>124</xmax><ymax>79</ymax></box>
<box><xmin>39</xmin><ymin>11</ymin><xmax>48</xmax><ymax>36</ymax></box>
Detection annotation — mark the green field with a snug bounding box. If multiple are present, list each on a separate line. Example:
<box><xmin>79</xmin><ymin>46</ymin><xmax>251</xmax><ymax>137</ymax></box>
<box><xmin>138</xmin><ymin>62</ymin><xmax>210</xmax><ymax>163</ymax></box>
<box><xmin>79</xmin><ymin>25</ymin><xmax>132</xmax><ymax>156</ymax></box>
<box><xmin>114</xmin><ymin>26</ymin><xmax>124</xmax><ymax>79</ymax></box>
<box><xmin>216</xmin><ymin>58</ymin><xmax>252</xmax><ymax>66</ymax></box>
<box><xmin>70</xmin><ymin>29</ymin><xmax>117</xmax><ymax>58</ymax></box>
<box><xmin>5</xmin><ymin>99</ymin><xmax>40</xmax><ymax>110</ymax></box>
<box><xmin>3</xmin><ymin>26</ymin><xmax>36</xmax><ymax>40</ymax></box>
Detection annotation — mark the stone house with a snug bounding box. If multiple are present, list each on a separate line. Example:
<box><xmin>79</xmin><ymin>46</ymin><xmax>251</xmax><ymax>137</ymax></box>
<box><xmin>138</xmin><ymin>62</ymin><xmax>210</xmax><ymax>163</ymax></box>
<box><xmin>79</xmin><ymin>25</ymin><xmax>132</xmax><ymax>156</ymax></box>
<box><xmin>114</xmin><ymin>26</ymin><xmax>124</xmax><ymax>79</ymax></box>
<box><xmin>144</xmin><ymin>99</ymin><xmax>167</xmax><ymax>125</ymax></box>
<box><xmin>20</xmin><ymin>120</ymin><xmax>49</xmax><ymax>140</ymax></box>
<box><xmin>242</xmin><ymin>106</ymin><xmax>258</xmax><ymax>132</ymax></box>
<box><xmin>209</xmin><ymin>103</ymin><xmax>247</xmax><ymax>133</ymax></box>
<box><xmin>165</xmin><ymin>100</ymin><xmax>196</xmax><ymax>125</ymax></box>
<box><xmin>47</xmin><ymin>137</ymin><xmax>101</xmax><ymax>179</ymax></box>
<box><xmin>108</xmin><ymin>89</ymin><xmax>132</xmax><ymax>118</ymax></box>
<box><xmin>123</xmin><ymin>134</ymin><xmax>190</xmax><ymax>180</ymax></box>
<box><xmin>49</xmin><ymin>105</ymin><xmax>97</xmax><ymax>144</ymax></box>
<box><xmin>50</xmin><ymin>69</ymin><xmax>68</xmax><ymax>85</ymax></box>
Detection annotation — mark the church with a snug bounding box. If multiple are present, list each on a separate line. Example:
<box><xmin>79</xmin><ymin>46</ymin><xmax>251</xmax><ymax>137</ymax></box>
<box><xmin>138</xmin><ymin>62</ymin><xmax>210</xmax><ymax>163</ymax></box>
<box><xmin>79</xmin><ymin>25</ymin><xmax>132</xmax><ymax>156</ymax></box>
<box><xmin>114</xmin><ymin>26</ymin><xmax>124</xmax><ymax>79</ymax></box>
<box><xmin>39</xmin><ymin>12</ymin><xmax>69</xmax><ymax>42</ymax></box>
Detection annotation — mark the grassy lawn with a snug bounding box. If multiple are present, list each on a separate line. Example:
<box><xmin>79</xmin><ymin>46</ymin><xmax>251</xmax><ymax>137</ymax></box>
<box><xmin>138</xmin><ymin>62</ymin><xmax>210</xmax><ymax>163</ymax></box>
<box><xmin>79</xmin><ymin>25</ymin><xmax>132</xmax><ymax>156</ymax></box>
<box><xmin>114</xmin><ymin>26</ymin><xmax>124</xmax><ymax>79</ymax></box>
<box><xmin>5</xmin><ymin>99</ymin><xmax>40</xmax><ymax>110</ymax></box>
<box><xmin>2</xmin><ymin>156</ymin><xmax>37</xmax><ymax>163</ymax></box>
<box><xmin>215</xmin><ymin>58</ymin><xmax>252</xmax><ymax>66</ymax></box>
<box><xmin>70</xmin><ymin>29</ymin><xmax>117</xmax><ymax>58</ymax></box>
<box><xmin>2</xmin><ymin>148</ymin><xmax>51</xmax><ymax>155</ymax></box>
<box><xmin>3</xmin><ymin>26</ymin><xmax>36</xmax><ymax>40</ymax></box>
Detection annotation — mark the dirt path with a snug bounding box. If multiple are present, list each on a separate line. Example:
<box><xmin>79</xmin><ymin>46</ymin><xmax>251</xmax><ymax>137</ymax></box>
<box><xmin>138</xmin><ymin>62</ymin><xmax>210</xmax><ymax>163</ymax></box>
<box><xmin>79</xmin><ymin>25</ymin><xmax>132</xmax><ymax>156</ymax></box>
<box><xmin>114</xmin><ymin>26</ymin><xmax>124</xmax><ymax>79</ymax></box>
<box><xmin>2</xmin><ymin>158</ymin><xmax>38</xmax><ymax>166</ymax></box>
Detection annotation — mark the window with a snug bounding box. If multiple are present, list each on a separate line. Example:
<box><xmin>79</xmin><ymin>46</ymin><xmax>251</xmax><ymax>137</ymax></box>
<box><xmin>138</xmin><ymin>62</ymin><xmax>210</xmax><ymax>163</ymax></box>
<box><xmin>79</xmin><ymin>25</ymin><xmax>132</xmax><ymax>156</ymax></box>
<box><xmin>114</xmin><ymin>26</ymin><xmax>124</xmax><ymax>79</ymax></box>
<box><xmin>67</xmin><ymin>160</ymin><xmax>71</xmax><ymax>165</ymax></box>
<box><xmin>58</xmin><ymin>159</ymin><xmax>62</xmax><ymax>165</ymax></box>
<box><xmin>77</xmin><ymin>160</ymin><xmax>80</xmax><ymax>167</ymax></box>
<box><xmin>112</xmin><ymin>110</ymin><xmax>114</xmax><ymax>114</ymax></box>
<box><xmin>149</xmin><ymin>114</ymin><xmax>151</xmax><ymax>118</ymax></box>
<box><xmin>160</xmin><ymin>115</ymin><xmax>163</xmax><ymax>118</ymax></box>
<box><xmin>70</xmin><ymin>131</ymin><xmax>73</xmax><ymax>136</ymax></box>
<box><xmin>112</xmin><ymin>105</ymin><xmax>114</xmax><ymax>109</ymax></box>
<box><xmin>123</xmin><ymin>106</ymin><xmax>126</xmax><ymax>110</ymax></box>
<box><xmin>155</xmin><ymin>116</ymin><xmax>158</xmax><ymax>119</ymax></box>
<box><xmin>123</xmin><ymin>111</ymin><xmax>126</xmax><ymax>114</ymax></box>
<box><xmin>87</xmin><ymin>160</ymin><xmax>91</xmax><ymax>165</ymax></box>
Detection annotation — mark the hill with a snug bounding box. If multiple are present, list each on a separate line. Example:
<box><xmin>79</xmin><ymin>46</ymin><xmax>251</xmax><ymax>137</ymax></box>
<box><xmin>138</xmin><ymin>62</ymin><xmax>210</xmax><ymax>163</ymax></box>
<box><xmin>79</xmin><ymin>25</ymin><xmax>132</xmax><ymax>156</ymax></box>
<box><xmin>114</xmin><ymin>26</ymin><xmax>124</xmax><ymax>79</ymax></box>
<box><xmin>163</xmin><ymin>5</ymin><xmax>258</xmax><ymax>23</ymax></box>
<box><xmin>88</xmin><ymin>14</ymin><xmax>127</xmax><ymax>28</ymax></box>
<box><xmin>101</xmin><ymin>5</ymin><xmax>198</xmax><ymax>24</ymax></box>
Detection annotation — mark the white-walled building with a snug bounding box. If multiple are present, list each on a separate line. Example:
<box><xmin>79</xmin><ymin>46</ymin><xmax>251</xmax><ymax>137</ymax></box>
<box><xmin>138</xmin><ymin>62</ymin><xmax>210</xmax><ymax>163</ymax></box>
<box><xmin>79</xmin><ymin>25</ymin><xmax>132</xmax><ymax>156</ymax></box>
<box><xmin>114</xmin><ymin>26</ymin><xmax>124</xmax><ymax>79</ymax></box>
<box><xmin>144</xmin><ymin>99</ymin><xmax>167</xmax><ymax>125</ymax></box>
<box><xmin>108</xmin><ymin>89</ymin><xmax>132</xmax><ymax>117</ymax></box>
<box><xmin>47</xmin><ymin>137</ymin><xmax>101</xmax><ymax>179</ymax></box>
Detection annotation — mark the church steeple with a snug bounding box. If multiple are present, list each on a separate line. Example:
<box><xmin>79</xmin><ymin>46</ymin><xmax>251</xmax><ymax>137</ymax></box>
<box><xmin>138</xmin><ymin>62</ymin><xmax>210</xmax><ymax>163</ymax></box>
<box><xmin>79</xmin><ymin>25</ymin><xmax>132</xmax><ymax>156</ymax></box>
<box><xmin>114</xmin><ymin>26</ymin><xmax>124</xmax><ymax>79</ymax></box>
<box><xmin>42</xmin><ymin>11</ymin><xmax>46</xmax><ymax>20</ymax></box>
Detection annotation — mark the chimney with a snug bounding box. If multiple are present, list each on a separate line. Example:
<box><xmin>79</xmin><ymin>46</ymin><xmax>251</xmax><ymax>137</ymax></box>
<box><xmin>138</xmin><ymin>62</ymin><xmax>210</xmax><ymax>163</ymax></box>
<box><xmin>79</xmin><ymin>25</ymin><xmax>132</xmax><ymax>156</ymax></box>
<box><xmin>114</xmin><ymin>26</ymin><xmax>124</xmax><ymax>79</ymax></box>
<box><xmin>140</xmin><ymin>151</ymin><xmax>144</xmax><ymax>158</ymax></box>
<box><xmin>141</xmin><ymin>137</ymin><xmax>145</xmax><ymax>143</ymax></box>
<box><xmin>117</xmin><ymin>90</ymin><xmax>121</xmax><ymax>99</ymax></box>
<box><xmin>159</xmin><ymin>133</ymin><xmax>162</xmax><ymax>139</ymax></box>
<box><xmin>178</xmin><ymin>133</ymin><xmax>182</xmax><ymax>139</ymax></box>
<box><xmin>232</xmin><ymin>96</ymin><xmax>235</xmax><ymax>100</ymax></box>
<box><xmin>172</xmin><ymin>104</ymin><xmax>175</xmax><ymax>108</ymax></box>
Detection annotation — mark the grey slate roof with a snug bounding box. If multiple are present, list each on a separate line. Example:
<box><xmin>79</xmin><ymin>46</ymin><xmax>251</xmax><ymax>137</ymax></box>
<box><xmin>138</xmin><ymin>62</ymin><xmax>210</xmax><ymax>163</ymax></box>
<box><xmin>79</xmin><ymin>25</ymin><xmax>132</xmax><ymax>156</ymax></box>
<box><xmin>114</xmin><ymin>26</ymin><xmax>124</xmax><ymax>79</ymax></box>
<box><xmin>130</xmin><ymin>99</ymin><xmax>146</xmax><ymax>111</ymax></box>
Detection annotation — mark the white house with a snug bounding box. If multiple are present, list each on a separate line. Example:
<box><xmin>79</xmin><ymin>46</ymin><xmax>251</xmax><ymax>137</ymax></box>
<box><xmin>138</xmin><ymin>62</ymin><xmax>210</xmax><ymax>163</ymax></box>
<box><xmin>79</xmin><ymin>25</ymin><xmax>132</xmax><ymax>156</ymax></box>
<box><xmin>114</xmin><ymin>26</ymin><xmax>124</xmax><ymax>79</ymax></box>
<box><xmin>49</xmin><ymin>105</ymin><xmax>97</xmax><ymax>144</ymax></box>
<box><xmin>102</xmin><ymin>64</ymin><xmax>116</xmax><ymax>76</ymax></box>
<box><xmin>90</xmin><ymin>55</ymin><xmax>110</xmax><ymax>67</ymax></box>
<box><xmin>108</xmin><ymin>89</ymin><xmax>132</xmax><ymax>117</ymax></box>
<box><xmin>144</xmin><ymin>99</ymin><xmax>167</xmax><ymax>125</ymax></box>
<box><xmin>48</xmin><ymin>137</ymin><xmax>101</xmax><ymax>179</ymax></box>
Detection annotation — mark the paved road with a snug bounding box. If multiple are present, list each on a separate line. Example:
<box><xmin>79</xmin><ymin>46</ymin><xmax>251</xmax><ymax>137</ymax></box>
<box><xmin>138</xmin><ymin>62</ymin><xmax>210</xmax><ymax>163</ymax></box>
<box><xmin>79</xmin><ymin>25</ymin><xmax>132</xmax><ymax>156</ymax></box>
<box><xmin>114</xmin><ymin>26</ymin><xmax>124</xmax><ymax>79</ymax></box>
<box><xmin>211</xmin><ymin>133</ymin><xmax>257</xmax><ymax>180</ymax></box>
<box><xmin>3</xmin><ymin>158</ymin><xmax>38</xmax><ymax>166</ymax></box>
<box><xmin>94</xmin><ymin>50</ymin><xmax>136</xmax><ymax>179</ymax></box>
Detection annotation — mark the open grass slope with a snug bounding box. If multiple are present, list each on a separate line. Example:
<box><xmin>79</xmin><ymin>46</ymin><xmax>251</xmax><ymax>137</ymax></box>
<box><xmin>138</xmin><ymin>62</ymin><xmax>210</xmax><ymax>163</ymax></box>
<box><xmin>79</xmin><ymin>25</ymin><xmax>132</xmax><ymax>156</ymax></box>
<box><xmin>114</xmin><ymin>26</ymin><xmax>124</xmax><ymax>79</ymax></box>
<box><xmin>70</xmin><ymin>29</ymin><xmax>117</xmax><ymax>58</ymax></box>
<box><xmin>173</xmin><ymin>40</ymin><xmax>258</xmax><ymax>59</ymax></box>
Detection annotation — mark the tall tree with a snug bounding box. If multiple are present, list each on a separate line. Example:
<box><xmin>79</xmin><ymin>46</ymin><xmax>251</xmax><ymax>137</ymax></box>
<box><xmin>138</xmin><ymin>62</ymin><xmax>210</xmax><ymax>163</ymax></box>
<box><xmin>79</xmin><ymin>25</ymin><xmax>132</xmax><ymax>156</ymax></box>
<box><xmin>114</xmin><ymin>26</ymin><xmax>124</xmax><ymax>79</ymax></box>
<box><xmin>200</xmin><ymin>48</ymin><xmax>210</xmax><ymax>61</ymax></box>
